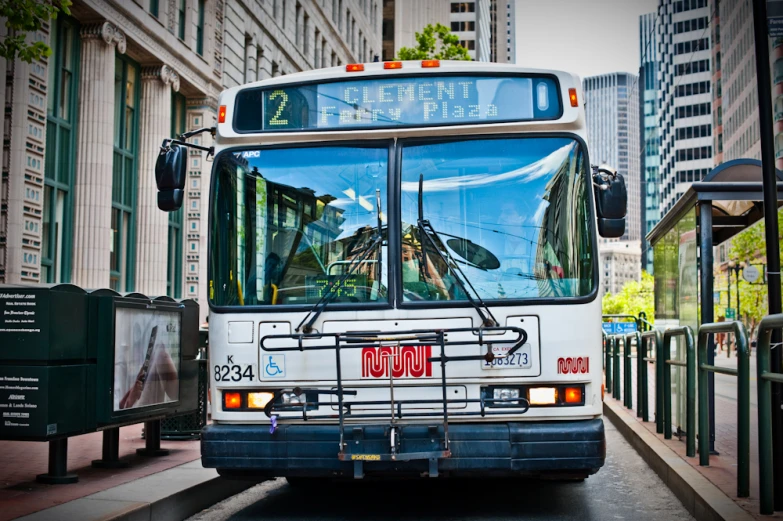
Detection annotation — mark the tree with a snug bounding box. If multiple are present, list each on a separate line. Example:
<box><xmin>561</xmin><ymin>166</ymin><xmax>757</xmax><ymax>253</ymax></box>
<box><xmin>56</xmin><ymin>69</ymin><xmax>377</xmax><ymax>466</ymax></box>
<box><xmin>724</xmin><ymin>207</ymin><xmax>783</xmax><ymax>335</ymax></box>
<box><xmin>602</xmin><ymin>271</ymin><xmax>655</xmax><ymax>322</ymax></box>
<box><xmin>397</xmin><ymin>23</ymin><xmax>472</xmax><ymax>61</ymax></box>
<box><xmin>0</xmin><ymin>0</ymin><xmax>72</xmax><ymax>64</ymax></box>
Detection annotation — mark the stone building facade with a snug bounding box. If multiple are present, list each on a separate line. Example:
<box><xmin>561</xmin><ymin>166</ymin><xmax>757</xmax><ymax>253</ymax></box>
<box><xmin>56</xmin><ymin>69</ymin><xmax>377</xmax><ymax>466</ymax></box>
<box><xmin>0</xmin><ymin>0</ymin><xmax>378</xmax><ymax>323</ymax></box>
<box><xmin>599</xmin><ymin>240</ymin><xmax>642</xmax><ymax>297</ymax></box>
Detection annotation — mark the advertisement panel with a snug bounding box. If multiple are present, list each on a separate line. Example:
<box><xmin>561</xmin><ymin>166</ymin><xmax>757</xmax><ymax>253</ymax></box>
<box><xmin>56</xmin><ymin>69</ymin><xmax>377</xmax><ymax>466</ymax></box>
<box><xmin>113</xmin><ymin>307</ymin><xmax>181</xmax><ymax>412</ymax></box>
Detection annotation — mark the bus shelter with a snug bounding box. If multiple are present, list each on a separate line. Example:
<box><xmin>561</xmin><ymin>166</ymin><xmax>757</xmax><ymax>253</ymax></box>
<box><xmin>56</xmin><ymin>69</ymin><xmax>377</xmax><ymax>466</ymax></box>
<box><xmin>647</xmin><ymin>159</ymin><xmax>783</xmax><ymax>449</ymax></box>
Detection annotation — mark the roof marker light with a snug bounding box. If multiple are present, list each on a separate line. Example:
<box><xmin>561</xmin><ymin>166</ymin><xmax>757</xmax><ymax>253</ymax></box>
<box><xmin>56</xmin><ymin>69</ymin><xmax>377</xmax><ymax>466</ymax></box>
<box><xmin>568</xmin><ymin>88</ymin><xmax>578</xmax><ymax>107</ymax></box>
<box><xmin>421</xmin><ymin>59</ymin><xmax>440</xmax><ymax>68</ymax></box>
<box><xmin>384</xmin><ymin>61</ymin><xmax>403</xmax><ymax>69</ymax></box>
<box><xmin>345</xmin><ymin>63</ymin><xmax>365</xmax><ymax>72</ymax></box>
<box><xmin>218</xmin><ymin>105</ymin><xmax>227</xmax><ymax>123</ymax></box>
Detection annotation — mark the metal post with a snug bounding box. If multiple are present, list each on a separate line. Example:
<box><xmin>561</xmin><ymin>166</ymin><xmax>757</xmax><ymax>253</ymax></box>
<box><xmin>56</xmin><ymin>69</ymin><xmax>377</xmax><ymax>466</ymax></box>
<box><xmin>753</xmin><ymin>0</ymin><xmax>783</xmax><ymax>508</ymax></box>
<box><xmin>663</xmin><ymin>331</ymin><xmax>672</xmax><ymax>440</ymax></box>
<box><xmin>736</xmin><ymin>267</ymin><xmax>741</xmax><ymax>322</ymax></box>
<box><xmin>637</xmin><ymin>332</ymin><xmax>644</xmax><ymax>418</ymax></box>
<box><xmin>757</xmin><ymin>314</ymin><xmax>783</xmax><ymax>515</ymax></box>
<box><xmin>92</xmin><ymin>428</ymin><xmax>129</xmax><ymax>468</ymax></box>
<box><xmin>699</xmin><ymin>201</ymin><xmax>717</xmax><ymax>453</ymax></box>
<box><xmin>613</xmin><ymin>337</ymin><xmax>621</xmax><ymax>398</ymax></box>
<box><xmin>655</xmin><ymin>331</ymin><xmax>665</xmax><ymax>434</ymax></box>
<box><xmin>624</xmin><ymin>334</ymin><xmax>632</xmax><ymax>409</ymax></box>
<box><xmin>136</xmin><ymin>420</ymin><xmax>170</xmax><ymax>457</ymax></box>
<box><xmin>605</xmin><ymin>334</ymin><xmax>612</xmax><ymax>393</ymax></box>
<box><xmin>737</xmin><ymin>324</ymin><xmax>750</xmax><ymax>498</ymax></box>
<box><xmin>36</xmin><ymin>438</ymin><xmax>78</xmax><ymax>484</ymax></box>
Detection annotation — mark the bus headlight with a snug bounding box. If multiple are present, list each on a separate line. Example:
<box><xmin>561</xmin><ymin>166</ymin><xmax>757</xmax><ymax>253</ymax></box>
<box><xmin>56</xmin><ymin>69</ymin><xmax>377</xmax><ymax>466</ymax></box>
<box><xmin>493</xmin><ymin>388</ymin><xmax>520</xmax><ymax>405</ymax></box>
<box><xmin>281</xmin><ymin>391</ymin><xmax>305</xmax><ymax>405</ymax></box>
<box><xmin>528</xmin><ymin>387</ymin><xmax>557</xmax><ymax>405</ymax></box>
<box><xmin>247</xmin><ymin>392</ymin><xmax>275</xmax><ymax>409</ymax></box>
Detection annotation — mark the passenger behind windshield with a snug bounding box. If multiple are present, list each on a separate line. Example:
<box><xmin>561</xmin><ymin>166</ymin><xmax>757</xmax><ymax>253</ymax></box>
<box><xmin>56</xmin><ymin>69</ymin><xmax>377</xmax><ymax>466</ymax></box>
<box><xmin>209</xmin><ymin>146</ymin><xmax>389</xmax><ymax>307</ymax></box>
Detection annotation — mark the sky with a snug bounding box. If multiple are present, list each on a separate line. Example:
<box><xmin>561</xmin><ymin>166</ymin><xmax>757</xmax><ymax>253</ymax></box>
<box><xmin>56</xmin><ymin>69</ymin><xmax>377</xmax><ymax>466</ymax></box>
<box><xmin>515</xmin><ymin>0</ymin><xmax>659</xmax><ymax>80</ymax></box>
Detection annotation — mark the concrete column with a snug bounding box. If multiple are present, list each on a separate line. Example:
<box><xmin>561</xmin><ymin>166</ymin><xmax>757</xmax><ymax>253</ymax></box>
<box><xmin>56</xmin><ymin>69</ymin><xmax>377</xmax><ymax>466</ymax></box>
<box><xmin>135</xmin><ymin>65</ymin><xmax>180</xmax><ymax>296</ymax></box>
<box><xmin>71</xmin><ymin>22</ymin><xmax>126</xmax><ymax>289</ymax></box>
<box><xmin>245</xmin><ymin>40</ymin><xmax>257</xmax><ymax>83</ymax></box>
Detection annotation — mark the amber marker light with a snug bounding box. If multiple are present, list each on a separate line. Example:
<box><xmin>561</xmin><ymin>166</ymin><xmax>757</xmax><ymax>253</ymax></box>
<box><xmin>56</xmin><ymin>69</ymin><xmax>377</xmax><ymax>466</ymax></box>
<box><xmin>218</xmin><ymin>105</ymin><xmax>227</xmax><ymax>123</ymax></box>
<box><xmin>384</xmin><ymin>61</ymin><xmax>403</xmax><ymax>69</ymax></box>
<box><xmin>601</xmin><ymin>383</ymin><xmax>605</xmax><ymax>401</ymax></box>
<box><xmin>345</xmin><ymin>63</ymin><xmax>365</xmax><ymax>72</ymax></box>
<box><xmin>421</xmin><ymin>59</ymin><xmax>440</xmax><ymax>68</ymax></box>
<box><xmin>224</xmin><ymin>392</ymin><xmax>241</xmax><ymax>410</ymax></box>
<box><xmin>568</xmin><ymin>88</ymin><xmax>578</xmax><ymax>107</ymax></box>
<box><xmin>565</xmin><ymin>387</ymin><xmax>583</xmax><ymax>404</ymax></box>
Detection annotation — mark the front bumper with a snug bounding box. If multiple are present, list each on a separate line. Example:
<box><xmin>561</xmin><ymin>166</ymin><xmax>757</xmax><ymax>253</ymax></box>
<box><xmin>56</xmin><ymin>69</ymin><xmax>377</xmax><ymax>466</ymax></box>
<box><xmin>201</xmin><ymin>419</ymin><xmax>605</xmax><ymax>478</ymax></box>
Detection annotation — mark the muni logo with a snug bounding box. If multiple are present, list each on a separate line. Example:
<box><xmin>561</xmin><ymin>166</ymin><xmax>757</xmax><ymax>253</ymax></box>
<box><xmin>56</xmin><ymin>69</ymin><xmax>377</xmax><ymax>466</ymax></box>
<box><xmin>361</xmin><ymin>345</ymin><xmax>432</xmax><ymax>378</ymax></box>
<box><xmin>557</xmin><ymin>357</ymin><xmax>589</xmax><ymax>374</ymax></box>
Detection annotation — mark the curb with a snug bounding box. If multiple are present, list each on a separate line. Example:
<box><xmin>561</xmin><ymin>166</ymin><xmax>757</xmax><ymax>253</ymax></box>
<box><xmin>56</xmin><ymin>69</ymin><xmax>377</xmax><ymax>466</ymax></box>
<box><xmin>16</xmin><ymin>460</ymin><xmax>256</xmax><ymax>521</ymax></box>
<box><xmin>603</xmin><ymin>399</ymin><xmax>754</xmax><ymax>521</ymax></box>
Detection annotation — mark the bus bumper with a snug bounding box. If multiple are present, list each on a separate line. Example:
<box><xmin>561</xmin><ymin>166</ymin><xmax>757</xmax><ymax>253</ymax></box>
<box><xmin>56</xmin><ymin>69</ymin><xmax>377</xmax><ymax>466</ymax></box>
<box><xmin>201</xmin><ymin>419</ymin><xmax>605</xmax><ymax>479</ymax></box>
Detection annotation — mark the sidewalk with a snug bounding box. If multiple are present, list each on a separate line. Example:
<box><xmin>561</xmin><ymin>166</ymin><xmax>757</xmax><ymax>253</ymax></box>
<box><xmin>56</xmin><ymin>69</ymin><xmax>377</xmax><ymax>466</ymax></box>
<box><xmin>608</xmin><ymin>347</ymin><xmax>783</xmax><ymax>520</ymax></box>
<box><xmin>0</xmin><ymin>424</ymin><xmax>204</xmax><ymax>520</ymax></box>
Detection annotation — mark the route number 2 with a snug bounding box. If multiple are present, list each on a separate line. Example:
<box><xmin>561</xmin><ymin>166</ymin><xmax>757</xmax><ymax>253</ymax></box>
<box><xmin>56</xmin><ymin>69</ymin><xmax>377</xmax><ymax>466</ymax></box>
<box><xmin>268</xmin><ymin>90</ymin><xmax>289</xmax><ymax>126</ymax></box>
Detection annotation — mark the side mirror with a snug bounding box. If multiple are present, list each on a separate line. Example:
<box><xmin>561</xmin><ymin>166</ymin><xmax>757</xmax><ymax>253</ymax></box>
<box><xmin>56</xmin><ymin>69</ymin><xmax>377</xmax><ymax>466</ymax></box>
<box><xmin>592</xmin><ymin>165</ymin><xmax>627</xmax><ymax>238</ymax></box>
<box><xmin>155</xmin><ymin>142</ymin><xmax>187</xmax><ymax>211</ymax></box>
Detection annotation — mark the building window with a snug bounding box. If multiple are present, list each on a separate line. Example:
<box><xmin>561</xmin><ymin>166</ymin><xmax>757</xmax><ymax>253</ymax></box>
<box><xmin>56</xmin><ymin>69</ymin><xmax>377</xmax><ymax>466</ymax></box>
<box><xmin>111</xmin><ymin>54</ymin><xmax>140</xmax><ymax>292</ymax></box>
<box><xmin>167</xmin><ymin>92</ymin><xmax>186</xmax><ymax>298</ymax></box>
<box><xmin>196</xmin><ymin>0</ymin><xmax>205</xmax><ymax>55</ymax></box>
<box><xmin>150</xmin><ymin>0</ymin><xmax>159</xmax><ymax>17</ymax></box>
<box><xmin>43</xmin><ymin>15</ymin><xmax>80</xmax><ymax>283</ymax></box>
<box><xmin>177</xmin><ymin>0</ymin><xmax>186</xmax><ymax>40</ymax></box>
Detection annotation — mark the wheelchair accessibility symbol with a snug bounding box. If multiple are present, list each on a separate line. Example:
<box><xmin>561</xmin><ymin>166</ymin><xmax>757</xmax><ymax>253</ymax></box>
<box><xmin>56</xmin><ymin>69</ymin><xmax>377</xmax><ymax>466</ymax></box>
<box><xmin>262</xmin><ymin>355</ymin><xmax>285</xmax><ymax>378</ymax></box>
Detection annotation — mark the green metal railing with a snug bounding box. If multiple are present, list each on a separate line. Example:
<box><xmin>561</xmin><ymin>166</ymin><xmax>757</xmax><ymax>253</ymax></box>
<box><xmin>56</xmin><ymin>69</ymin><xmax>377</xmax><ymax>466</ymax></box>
<box><xmin>755</xmin><ymin>314</ymin><xmax>783</xmax><ymax>515</ymax></box>
<box><xmin>696</xmin><ymin>320</ymin><xmax>750</xmax><ymax>498</ymax></box>
<box><xmin>624</xmin><ymin>332</ymin><xmax>640</xmax><ymax>411</ymax></box>
<box><xmin>613</xmin><ymin>336</ymin><xmax>621</xmax><ymax>397</ymax></box>
<box><xmin>640</xmin><ymin>329</ymin><xmax>662</xmax><ymax>429</ymax></box>
<box><xmin>661</xmin><ymin>327</ymin><xmax>695</xmax><ymax>455</ymax></box>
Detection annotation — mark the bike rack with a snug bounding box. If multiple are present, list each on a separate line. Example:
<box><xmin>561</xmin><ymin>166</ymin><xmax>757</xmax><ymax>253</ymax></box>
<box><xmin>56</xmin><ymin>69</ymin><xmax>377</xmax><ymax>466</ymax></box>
<box><xmin>259</xmin><ymin>325</ymin><xmax>530</xmax><ymax>478</ymax></box>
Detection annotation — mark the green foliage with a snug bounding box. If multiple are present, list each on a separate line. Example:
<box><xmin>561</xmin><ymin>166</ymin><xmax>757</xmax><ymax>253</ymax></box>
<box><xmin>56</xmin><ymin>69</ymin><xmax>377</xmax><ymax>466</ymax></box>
<box><xmin>602</xmin><ymin>271</ymin><xmax>654</xmax><ymax>322</ymax></box>
<box><xmin>396</xmin><ymin>23</ymin><xmax>472</xmax><ymax>61</ymax></box>
<box><xmin>724</xmin><ymin>207</ymin><xmax>783</xmax><ymax>334</ymax></box>
<box><xmin>0</xmin><ymin>0</ymin><xmax>71</xmax><ymax>63</ymax></box>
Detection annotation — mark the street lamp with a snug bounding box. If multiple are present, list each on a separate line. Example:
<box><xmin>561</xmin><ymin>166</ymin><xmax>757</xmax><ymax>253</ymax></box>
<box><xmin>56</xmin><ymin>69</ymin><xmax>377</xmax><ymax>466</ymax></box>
<box><xmin>728</xmin><ymin>260</ymin><xmax>746</xmax><ymax>321</ymax></box>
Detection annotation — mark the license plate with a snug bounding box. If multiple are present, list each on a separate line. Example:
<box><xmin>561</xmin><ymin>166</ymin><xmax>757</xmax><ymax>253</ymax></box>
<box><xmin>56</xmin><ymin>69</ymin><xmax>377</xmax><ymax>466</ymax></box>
<box><xmin>482</xmin><ymin>343</ymin><xmax>532</xmax><ymax>370</ymax></box>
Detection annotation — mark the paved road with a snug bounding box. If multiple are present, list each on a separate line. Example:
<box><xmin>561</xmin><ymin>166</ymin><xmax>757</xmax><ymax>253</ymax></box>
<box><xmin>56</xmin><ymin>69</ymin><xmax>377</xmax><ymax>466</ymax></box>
<box><xmin>187</xmin><ymin>418</ymin><xmax>693</xmax><ymax>521</ymax></box>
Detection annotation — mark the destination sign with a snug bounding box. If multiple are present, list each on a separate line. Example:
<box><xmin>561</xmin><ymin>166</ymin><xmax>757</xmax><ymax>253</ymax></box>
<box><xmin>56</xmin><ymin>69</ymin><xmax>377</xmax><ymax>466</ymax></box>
<box><xmin>233</xmin><ymin>75</ymin><xmax>561</xmax><ymax>132</ymax></box>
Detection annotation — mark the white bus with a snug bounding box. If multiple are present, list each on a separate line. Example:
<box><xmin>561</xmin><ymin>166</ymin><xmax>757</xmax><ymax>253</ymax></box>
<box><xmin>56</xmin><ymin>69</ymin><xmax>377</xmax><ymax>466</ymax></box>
<box><xmin>155</xmin><ymin>60</ymin><xmax>627</xmax><ymax>481</ymax></box>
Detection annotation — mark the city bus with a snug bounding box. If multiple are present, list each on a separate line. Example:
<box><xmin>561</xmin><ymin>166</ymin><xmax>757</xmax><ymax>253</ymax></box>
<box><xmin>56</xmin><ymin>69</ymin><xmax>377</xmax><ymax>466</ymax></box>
<box><xmin>154</xmin><ymin>60</ymin><xmax>627</xmax><ymax>481</ymax></box>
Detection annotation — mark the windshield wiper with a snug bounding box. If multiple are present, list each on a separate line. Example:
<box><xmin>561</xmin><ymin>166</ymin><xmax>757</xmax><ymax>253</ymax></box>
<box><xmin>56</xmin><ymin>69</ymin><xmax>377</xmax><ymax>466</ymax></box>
<box><xmin>417</xmin><ymin>174</ymin><xmax>498</xmax><ymax>327</ymax></box>
<box><xmin>296</xmin><ymin>189</ymin><xmax>384</xmax><ymax>333</ymax></box>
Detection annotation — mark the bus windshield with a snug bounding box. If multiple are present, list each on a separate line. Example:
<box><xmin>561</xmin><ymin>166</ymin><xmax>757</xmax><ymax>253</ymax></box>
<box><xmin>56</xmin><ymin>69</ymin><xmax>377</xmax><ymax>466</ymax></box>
<box><xmin>401</xmin><ymin>137</ymin><xmax>594</xmax><ymax>301</ymax></box>
<box><xmin>209</xmin><ymin>145</ymin><xmax>389</xmax><ymax>307</ymax></box>
<box><xmin>209</xmin><ymin>137</ymin><xmax>595</xmax><ymax>307</ymax></box>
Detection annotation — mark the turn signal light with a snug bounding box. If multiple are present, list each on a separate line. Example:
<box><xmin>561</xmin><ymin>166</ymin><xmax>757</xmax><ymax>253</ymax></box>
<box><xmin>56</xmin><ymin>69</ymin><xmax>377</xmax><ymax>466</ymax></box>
<box><xmin>568</xmin><ymin>88</ymin><xmax>578</xmax><ymax>107</ymax></box>
<box><xmin>421</xmin><ymin>59</ymin><xmax>440</xmax><ymax>68</ymax></box>
<box><xmin>345</xmin><ymin>63</ymin><xmax>365</xmax><ymax>72</ymax></box>
<box><xmin>218</xmin><ymin>105</ymin><xmax>227</xmax><ymax>123</ymax></box>
<box><xmin>601</xmin><ymin>383</ymin><xmax>605</xmax><ymax>401</ymax></box>
<box><xmin>384</xmin><ymin>61</ymin><xmax>403</xmax><ymax>69</ymax></box>
<box><xmin>565</xmin><ymin>387</ymin><xmax>583</xmax><ymax>404</ymax></box>
<box><xmin>224</xmin><ymin>392</ymin><xmax>241</xmax><ymax>409</ymax></box>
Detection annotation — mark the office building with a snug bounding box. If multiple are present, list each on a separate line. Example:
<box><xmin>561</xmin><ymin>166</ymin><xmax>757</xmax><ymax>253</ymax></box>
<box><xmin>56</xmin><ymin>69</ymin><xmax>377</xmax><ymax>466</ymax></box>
<box><xmin>600</xmin><ymin>241</ymin><xmax>642</xmax><ymax>296</ymax></box>
<box><xmin>382</xmin><ymin>0</ymin><xmax>450</xmax><ymax>60</ymax></box>
<box><xmin>491</xmin><ymin>0</ymin><xmax>516</xmax><ymax>63</ymax></box>
<box><xmin>583</xmin><ymin>72</ymin><xmax>641</xmax><ymax>245</ymax></box>
<box><xmin>656</xmin><ymin>0</ymin><xmax>713</xmax><ymax>215</ymax></box>
<box><xmin>0</xmin><ymin>0</ymin><xmax>379</xmax><ymax>323</ymax></box>
<box><xmin>640</xmin><ymin>12</ymin><xmax>660</xmax><ymax>273</ymax></box>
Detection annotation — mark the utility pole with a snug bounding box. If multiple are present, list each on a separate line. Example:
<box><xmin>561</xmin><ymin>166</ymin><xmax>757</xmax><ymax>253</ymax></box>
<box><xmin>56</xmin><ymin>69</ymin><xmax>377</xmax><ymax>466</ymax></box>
<box><xmin>752</xmin><ymin>0</ymin><xmax>783</xmax><ymax>509</ymax></box>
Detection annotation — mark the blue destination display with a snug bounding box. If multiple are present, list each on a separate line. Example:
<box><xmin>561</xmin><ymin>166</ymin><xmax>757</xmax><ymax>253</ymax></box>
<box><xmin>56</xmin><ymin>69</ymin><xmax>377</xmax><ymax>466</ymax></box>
<box><xmin>233</xmin><ymin>75</ymin><xmax>561</xmax><ymax>132</ymax></box>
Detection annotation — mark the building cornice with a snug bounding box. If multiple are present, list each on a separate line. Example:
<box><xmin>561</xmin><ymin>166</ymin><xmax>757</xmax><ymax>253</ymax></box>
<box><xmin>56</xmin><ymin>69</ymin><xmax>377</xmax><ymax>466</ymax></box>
<box><xmin>81</xmin><ymin>0</ymin><xmax>221</xmax><ymax>100</ymax></box>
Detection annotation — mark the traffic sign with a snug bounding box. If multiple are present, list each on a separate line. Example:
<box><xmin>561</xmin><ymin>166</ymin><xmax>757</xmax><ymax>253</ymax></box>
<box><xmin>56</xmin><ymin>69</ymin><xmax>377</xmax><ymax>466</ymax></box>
<box><xmin>602</xmin><ymin>322</ymin><xmax>638</xmax><ymax>334</ymax></box>
<box><xmin>726</xmin><ymin>308</ymin><xmax>736</xmax><ymax>320</ymax></box>
<box><xmin>743</xmin><ymin>265</ymin><xmax>761</xmax><ymax>283</ymax></box>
